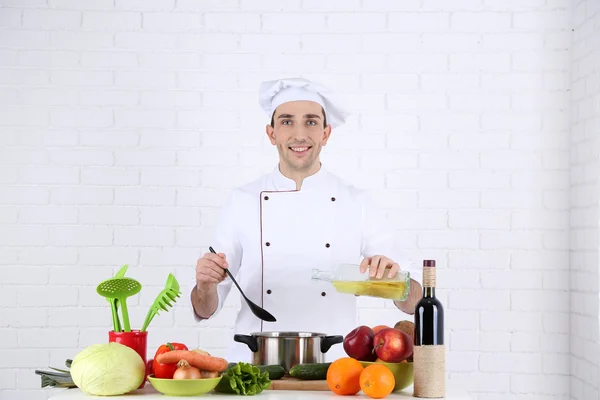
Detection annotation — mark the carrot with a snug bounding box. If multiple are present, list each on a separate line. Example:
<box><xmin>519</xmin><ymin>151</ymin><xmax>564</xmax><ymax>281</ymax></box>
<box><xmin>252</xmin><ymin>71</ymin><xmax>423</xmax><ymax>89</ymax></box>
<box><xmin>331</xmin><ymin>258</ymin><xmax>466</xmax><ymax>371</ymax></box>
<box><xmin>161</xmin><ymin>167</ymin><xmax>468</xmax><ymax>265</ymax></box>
<box><xmin>155</xmin><ymin>350</ymin><xmax>229</xmax><ymax>372</ymax></box>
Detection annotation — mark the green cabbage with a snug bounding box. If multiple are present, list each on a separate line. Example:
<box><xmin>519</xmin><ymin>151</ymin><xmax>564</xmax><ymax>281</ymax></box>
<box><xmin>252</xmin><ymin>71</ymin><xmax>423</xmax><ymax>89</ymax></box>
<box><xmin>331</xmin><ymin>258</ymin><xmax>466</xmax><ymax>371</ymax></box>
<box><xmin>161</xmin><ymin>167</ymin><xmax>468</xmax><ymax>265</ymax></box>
<box><xmin>70</xmin><ymin>342</ymin><xmax>145</xmax><ymax>396</ymax></box>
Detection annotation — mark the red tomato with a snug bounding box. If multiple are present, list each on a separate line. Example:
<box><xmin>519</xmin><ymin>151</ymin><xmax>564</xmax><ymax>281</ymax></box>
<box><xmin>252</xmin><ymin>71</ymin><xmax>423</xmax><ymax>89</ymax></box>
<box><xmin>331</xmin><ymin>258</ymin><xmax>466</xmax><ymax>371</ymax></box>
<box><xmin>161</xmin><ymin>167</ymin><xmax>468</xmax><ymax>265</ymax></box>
<box><xmin>152</xmin><ymin>342</ymin><xmax>188</xmax><ymax>379</ymax></box>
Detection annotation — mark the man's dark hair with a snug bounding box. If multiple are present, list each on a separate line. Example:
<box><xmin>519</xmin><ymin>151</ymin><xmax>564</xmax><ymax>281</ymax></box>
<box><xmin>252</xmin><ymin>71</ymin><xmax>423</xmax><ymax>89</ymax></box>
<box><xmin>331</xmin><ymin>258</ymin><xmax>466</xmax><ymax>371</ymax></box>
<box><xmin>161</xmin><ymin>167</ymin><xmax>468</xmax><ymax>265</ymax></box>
<box><xmin>270</xmin><ymin>107</ymin><xmax>328</xmax><ymax>128</ymax></box>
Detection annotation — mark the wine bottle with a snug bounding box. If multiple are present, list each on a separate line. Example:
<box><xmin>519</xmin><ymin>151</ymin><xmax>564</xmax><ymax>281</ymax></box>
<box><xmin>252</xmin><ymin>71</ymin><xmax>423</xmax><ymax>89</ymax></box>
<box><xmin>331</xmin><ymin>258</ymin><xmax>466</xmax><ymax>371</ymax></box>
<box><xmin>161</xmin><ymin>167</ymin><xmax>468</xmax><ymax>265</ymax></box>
<box><xmin>413</xmin><ymin>260</ymin><xmax>445</xmax><ymax>398</ymax></box>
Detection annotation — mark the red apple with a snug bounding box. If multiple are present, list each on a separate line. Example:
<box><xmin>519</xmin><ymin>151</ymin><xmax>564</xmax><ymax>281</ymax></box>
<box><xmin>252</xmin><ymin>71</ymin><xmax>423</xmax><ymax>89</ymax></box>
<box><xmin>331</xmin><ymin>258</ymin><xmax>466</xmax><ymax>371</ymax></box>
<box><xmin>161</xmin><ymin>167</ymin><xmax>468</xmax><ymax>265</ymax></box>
<box><xmin>343</xmin><ymin>326</ymin><xmax>377</xmax><ymax>361</ymax></box>
<box><xmin>373</xmin><ymin>328</ymin><xmax>413</xmax><ymax>362</ymax></box>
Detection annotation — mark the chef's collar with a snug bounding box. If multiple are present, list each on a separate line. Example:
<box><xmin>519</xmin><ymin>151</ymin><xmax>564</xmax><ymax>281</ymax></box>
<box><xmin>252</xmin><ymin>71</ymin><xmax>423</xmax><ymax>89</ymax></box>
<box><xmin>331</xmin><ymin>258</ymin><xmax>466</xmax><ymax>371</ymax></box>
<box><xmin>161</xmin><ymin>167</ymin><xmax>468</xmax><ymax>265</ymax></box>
<box><xmin>271</xmin><ymin>164</ymin><xmax>329</xmax><ymax>191</ymax></box>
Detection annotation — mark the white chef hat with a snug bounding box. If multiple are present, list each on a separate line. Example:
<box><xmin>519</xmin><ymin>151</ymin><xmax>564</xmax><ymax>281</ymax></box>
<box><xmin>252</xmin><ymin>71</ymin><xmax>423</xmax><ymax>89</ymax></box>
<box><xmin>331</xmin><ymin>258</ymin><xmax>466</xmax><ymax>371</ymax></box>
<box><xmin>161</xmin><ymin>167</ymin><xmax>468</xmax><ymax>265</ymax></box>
<box><xmin>258</xmin><ymin>77</ymin><xmax>350</xmax><ymax>128</ymax></box>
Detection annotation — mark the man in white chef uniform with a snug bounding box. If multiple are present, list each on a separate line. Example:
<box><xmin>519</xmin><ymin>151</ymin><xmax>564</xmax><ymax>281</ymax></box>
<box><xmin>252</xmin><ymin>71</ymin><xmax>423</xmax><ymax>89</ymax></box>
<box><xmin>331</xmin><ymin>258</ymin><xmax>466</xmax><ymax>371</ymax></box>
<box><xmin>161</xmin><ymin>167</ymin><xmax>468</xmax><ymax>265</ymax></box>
<box><xmin>191</xmin><ymin>78</ymin><xmax>423</xmax><ymax>363</ymax></box>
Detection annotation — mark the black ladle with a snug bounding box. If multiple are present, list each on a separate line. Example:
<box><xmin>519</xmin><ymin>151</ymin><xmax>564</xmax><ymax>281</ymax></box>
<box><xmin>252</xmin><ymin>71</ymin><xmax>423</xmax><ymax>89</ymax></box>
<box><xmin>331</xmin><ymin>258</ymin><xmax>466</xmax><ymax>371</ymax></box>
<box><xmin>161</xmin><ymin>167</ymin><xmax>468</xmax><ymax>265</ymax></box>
<box><xmin>209</xmin><ymin>246</ymin><xmax>277</xmax><ymax>322</ymax></box>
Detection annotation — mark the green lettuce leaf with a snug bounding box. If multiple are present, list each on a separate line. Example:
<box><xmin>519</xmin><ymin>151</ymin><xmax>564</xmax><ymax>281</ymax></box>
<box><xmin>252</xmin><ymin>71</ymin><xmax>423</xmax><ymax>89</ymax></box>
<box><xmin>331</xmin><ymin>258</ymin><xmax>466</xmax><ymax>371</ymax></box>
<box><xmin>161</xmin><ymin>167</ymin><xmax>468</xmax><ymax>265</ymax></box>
<box><xmin>215</xmin><ymin>362</ymin><xmax>271</xmax><ymax>395</ymax></box>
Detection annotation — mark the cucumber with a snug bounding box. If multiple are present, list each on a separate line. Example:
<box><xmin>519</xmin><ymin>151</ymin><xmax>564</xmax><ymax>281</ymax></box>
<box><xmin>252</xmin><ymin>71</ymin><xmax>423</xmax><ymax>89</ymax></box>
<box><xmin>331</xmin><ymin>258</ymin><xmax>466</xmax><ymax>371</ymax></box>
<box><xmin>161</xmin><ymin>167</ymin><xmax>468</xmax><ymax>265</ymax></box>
<box><xmin>226</xmin><ymin>362</ymin><xmax>285</xmax><ymax>380</ymax></box>
<box><xmin>257</xmin><ymin>365</ymin><xmax>285</xmax><ymax>380</ymax></box>
<box><xmin>289</xmin><ymin>362</ymin><xmax>331</xmax><ymax>380</ymax></box>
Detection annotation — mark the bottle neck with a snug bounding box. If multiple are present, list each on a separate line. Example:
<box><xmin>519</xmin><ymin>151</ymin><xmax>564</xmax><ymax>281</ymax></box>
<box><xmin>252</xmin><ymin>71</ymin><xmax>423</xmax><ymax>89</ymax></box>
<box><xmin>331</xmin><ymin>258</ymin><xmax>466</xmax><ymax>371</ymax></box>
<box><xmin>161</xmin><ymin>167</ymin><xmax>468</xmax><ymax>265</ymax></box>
<box><xmin>423</xmin><ymin>286</ymin><xmax>436</xmax><ymax>298</ymax></box>
<box><xmin>422</xmin><ymin>265</ymin><xmax>436</xmax><ymax>297</ymax></box>
<box><xmin>422</xmin><ymin>266</ymin><xmax>436</xmax><ymax>290</ymax></box>
<box><xmin>311</xmin><ymin>269</ymin><xmax>334</xmax><ymax>282</ymax></box>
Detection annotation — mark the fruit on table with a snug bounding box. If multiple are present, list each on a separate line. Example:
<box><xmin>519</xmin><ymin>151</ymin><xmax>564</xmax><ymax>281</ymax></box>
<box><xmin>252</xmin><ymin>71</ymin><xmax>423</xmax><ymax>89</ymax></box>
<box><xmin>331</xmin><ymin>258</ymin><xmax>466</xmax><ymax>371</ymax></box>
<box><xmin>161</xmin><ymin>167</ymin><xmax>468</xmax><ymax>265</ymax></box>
<box><xmin>152</xmin><ymin>342</ymin><xmax>189</xmax><ymax>379</ymax></box>
<box><xmin>373</xmin><ymin>328</ymin><xmax>413</xmax><ymax>363</ymax></box>
<box><xmin>372</xmin><ymin>325</ymin><xmax>390</xmax><ymax>334</ymax></box>
<box><xmin>326</xmin><ymin>357</ymin><xmax>364</xmax><ymax>396</ymax></box>
<box><xmin>360</xmin><ymin>364</ymin><xmax>395</xmax><ymax>399</ymax></box>
<box><xmin>393</xmin><ymin>320</ymin><xmax>415</xmax><ymax>362</ymax></box>
<box><xmin>343</xmin><ymin>326</ymin><xmax>377</xmax><ymax>361</ymax></box>
<box><xmin>393</xmin><ymin>320</ymin><xmax>415</xmax><ymax>342</ymax></box>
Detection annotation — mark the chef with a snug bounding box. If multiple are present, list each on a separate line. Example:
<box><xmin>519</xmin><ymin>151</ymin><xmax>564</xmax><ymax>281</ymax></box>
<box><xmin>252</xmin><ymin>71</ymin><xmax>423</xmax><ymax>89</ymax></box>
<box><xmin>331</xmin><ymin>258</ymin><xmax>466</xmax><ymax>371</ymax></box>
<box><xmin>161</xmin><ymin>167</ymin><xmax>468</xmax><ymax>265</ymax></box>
<box><xmin>190</xmin><ymin>77</ymin><xmax>423</xmax><ymax>363</ymax></box>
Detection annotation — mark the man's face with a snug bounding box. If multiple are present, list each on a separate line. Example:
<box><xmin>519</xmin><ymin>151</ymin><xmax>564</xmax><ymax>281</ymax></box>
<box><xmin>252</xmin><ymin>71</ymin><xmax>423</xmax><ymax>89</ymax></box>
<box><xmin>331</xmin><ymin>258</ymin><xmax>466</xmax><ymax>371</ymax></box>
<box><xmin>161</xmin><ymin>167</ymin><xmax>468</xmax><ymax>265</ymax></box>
<box><xmin>266</xmin><ymin>100</ymin><xmax>331</xmax><ymax>172</ymax></box>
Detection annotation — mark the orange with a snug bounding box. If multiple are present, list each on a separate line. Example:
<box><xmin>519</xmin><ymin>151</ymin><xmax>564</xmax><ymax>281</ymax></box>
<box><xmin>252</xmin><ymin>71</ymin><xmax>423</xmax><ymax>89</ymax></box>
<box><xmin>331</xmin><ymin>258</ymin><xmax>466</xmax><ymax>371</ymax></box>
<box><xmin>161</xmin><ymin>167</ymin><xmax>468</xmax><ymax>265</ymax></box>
<box><xmin>326</xmin><ymin>357</ymin><xmax>364</xmax><ymax>396</ymax></box>
<box><xmin>359</xmin><ymin>364</ymin><xmax>395</xmax><ymax>399</ymax></box>
<box><xmin>372</xmin><ymin>325</ymin><xmax>390</xmax><ymax>334</ymax></box>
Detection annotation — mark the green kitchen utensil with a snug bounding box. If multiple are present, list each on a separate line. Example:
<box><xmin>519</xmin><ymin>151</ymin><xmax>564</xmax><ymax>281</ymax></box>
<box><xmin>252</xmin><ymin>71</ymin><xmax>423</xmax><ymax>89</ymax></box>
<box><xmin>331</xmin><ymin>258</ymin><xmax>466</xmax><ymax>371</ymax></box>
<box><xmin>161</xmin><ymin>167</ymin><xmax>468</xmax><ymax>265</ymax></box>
<box><xmin>96</xmin><ymin>277</ymin><xmax>142</xmax><ymax>332</ymax></box>
<box><xmin>114</xmin><ymin>264</ymin><xmax>129</xmax><ymax>278</ymax></box>
<box><xmin>104</xmin><ymin>284</ymin><xmax>120</xmax><ymax>332</ymax></box>
<box><xmin>106</xmin><ymin>264</ymin><xmax>129</xmax><ymax>332</ymax></box>
<box><xmin>209</xmin><ymin>246</ymin><xmax>276</xmax><ymax>322</ymax></box>
<box><xmin>140</xmin><ymin>273</ymin><xmax>181</xmax><ymax>332</ymax></box>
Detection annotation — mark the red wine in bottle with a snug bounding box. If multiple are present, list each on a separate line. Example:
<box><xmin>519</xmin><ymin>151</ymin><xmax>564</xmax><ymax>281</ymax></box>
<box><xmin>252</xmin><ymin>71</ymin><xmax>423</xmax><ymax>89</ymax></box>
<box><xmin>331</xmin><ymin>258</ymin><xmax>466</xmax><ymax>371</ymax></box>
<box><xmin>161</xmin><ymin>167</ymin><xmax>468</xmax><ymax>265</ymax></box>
<box><xmin>413</xmin><ymin>260</ymin><xmax>445</xmax><ymax>398</ymax></box>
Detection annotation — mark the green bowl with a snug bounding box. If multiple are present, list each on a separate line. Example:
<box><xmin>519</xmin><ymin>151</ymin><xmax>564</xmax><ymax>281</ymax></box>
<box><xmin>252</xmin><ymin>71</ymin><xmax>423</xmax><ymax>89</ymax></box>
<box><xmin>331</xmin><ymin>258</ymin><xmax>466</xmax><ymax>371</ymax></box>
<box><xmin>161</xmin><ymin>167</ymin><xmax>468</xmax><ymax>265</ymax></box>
<box><xmin>147</xmin><ymin>374</ymin><xmax>222</xmax><ymax>396</ymax></box>
<box><xmin>359</xmin><ymin>361</ymin><xmax>413</xmax><ymax>392</ymax></box>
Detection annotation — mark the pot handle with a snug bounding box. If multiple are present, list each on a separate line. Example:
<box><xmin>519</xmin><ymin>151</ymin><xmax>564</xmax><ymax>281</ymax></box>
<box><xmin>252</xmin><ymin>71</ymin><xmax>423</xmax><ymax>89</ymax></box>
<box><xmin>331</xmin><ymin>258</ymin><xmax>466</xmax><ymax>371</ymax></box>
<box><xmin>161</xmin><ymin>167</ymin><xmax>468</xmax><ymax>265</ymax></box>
<box><xmin>234</xmin><ymin>334</ymin><xmax>259</xmax><ymax>353</ymax></box>
<box><xmin>321</xmin><ymin>335</ymin><xmax>343</xmax><ymax>353</ymax></box>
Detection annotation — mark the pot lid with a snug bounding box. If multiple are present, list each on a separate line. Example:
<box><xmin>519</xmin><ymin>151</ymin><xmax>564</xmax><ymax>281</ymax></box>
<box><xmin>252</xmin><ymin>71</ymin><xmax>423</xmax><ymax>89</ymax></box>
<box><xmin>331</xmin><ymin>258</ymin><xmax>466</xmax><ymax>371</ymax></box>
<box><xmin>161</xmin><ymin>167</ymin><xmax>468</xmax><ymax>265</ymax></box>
<box><xmin>250</xmin><ymin>331</ymin><xmax>328</xmax><ymax>338</ymax></box>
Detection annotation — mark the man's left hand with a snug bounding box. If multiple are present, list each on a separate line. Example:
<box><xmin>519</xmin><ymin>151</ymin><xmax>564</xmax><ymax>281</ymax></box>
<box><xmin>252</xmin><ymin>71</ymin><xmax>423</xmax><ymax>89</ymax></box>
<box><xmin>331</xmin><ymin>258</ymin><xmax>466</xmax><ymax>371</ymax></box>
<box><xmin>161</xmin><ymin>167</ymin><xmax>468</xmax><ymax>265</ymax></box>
<box><xmin>360</xmin><ymin>255</ymin><xmax>399</xmax><ymax>279</ymax></box>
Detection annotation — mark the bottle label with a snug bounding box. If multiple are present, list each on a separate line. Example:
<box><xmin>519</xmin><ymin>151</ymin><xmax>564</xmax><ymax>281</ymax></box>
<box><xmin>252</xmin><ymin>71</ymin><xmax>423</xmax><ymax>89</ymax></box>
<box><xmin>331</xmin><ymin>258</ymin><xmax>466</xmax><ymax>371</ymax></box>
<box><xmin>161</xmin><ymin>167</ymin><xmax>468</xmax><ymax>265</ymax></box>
<box><xmin>423</xmin><ymin>267</ymin><xmax>436</xmax><ymax>288</ymax></box>
<box><xmin>413</xmin><ymin>345</ymin><xmax>445</xmax><ymax>398</ymax></box>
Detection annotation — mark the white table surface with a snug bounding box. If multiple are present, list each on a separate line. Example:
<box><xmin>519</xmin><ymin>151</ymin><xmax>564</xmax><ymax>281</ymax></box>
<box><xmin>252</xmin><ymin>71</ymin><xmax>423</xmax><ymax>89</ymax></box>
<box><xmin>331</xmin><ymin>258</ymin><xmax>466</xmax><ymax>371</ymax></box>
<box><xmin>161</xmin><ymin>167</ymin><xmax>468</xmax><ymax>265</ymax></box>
<box><xmin>48</xmin><ymin>380</ymin><xmax>472</xmax><ymax>399</ymax></box>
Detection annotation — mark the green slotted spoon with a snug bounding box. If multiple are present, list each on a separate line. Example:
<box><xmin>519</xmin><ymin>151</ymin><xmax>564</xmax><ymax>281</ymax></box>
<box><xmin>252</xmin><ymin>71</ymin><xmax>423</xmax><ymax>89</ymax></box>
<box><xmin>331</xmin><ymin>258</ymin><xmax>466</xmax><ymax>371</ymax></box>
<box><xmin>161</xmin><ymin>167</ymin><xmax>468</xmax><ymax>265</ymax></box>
<box><xmin>140</xmin><ymin>273</ymin><xmax>181</xmax><ymax>332</ymax></box>
<box><xmin>107</xmin><ymin>264</ymin><xmax>129</xmax><ymax>332</ymax></box>
<box><xmin>97</xmin><ymin>277</ymin><xmax>142</xmax><ymax>332</ymax></box>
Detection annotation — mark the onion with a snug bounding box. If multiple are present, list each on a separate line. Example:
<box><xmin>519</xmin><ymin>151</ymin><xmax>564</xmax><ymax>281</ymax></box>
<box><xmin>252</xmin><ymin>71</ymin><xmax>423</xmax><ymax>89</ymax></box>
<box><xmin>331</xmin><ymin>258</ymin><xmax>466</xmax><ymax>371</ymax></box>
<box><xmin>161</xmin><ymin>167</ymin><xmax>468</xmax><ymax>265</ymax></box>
<box><xmin>201</xmin><ymin>370</ymin><xmax>219</xmax><ymax>379</ymax></box>
<box><xmin>173</xmin><ymin>360</ymin><xmax>201</xmax><ymax>380</ymax></box>
<box><xmin>191</xmin><ymin>348</ymin><xmax>211</xmax><ymax>356</ymax></box>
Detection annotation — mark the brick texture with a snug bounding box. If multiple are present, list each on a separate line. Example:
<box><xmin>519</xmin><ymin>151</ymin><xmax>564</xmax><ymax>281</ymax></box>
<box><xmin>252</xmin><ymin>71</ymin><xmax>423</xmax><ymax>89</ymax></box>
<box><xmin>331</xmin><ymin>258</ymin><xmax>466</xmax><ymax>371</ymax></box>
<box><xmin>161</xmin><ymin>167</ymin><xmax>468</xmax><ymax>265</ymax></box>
<box><xmin>0</xmin><ymin>1</ymin><xmax>592</xmax><ymax>399</ymax></box>
<box><xmin>569</xmin><ymin>1</ymin><xmax>600</xmax><ymax>399</ymax></box>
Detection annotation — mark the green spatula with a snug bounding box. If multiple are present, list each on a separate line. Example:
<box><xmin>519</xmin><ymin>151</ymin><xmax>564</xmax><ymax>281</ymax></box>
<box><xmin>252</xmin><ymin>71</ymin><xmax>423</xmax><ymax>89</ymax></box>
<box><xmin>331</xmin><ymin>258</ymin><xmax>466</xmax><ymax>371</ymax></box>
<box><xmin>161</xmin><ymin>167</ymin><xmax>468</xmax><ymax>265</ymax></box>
<box><xmin>140</xmin><ymin>273</ymin><xmax>181</xmax><ymax>332</ymax></box>
<box><xmin>97</xmin><ymin>277</ymin><xmax>142</xmax><ymax>332</ymax></box>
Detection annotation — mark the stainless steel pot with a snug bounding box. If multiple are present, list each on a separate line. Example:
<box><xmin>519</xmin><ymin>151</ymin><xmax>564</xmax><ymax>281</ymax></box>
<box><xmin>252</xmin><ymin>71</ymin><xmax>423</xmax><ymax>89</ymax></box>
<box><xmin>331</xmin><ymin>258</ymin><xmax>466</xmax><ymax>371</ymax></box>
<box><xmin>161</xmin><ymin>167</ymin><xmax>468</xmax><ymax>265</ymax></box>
<box><xmin>234</xmin><ymin>331</ymin><xmax>343</xmax><ymax>372</ymax></box>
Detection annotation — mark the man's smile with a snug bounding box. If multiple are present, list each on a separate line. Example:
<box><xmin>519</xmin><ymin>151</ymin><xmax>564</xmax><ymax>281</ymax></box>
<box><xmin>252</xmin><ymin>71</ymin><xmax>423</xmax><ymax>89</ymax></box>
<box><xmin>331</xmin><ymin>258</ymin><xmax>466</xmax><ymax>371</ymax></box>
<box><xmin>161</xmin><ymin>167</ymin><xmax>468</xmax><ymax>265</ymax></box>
<box><xmin>289</xmin><ymin>146</ymin><xmax>312</xmax><ymax>155</ymax></box>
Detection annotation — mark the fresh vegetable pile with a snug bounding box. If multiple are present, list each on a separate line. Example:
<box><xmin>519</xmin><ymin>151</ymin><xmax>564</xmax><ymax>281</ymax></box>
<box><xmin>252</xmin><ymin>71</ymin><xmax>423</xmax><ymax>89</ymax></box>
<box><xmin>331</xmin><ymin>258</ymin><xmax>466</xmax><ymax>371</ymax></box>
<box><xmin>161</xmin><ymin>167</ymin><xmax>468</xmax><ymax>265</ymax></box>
<box><xmin>215</xmin><ymin>362</ymin><xmax>271</xmax><ymax>395</ymax></box>
<box><xmin>34</xmin><ymin>266</ymin><xmax>240</xmax><ymax>395</ymax></box>
<box><xmin>152</xmin><ymin>345</ymin><xmax>229</xmax><ymax>380</ymax></box>
<box><xmin>152</xmin><ymin>342</ymin><xmax>189</xmax><ymax>379</ymax></box>
<box><xmin>34</xmin><ymin>342</ymin><xmax>231</xmax><ymax>394</ymax></box>
<box><xmin>35</xmin><ymin>340</ymin><xmax>345</xmax><ymax>396</ymax></box>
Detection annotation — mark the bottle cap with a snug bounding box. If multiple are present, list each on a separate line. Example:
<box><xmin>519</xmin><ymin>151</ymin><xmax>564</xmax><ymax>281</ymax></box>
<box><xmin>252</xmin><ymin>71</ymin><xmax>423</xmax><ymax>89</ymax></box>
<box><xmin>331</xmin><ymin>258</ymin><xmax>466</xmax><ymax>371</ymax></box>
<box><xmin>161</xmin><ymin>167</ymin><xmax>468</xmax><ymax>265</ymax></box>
<box><xmin>423</xmin><ymin>260</ymin><xmax>436</xmax><ymax>267</ymax></box>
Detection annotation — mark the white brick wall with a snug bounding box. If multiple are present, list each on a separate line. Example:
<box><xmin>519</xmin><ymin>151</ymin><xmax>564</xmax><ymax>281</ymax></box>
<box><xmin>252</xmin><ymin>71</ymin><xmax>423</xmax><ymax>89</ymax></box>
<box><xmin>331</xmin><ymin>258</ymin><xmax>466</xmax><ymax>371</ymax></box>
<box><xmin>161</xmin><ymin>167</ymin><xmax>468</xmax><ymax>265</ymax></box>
<box><xmin>570</xmin><ymin>1</ymin><xmax>600</xmax><ymax>399</ymax></box>
<box><xmin>0</xmin><ymin>0</ymin><xmax>591</xmax><ymax>399</ymax></box>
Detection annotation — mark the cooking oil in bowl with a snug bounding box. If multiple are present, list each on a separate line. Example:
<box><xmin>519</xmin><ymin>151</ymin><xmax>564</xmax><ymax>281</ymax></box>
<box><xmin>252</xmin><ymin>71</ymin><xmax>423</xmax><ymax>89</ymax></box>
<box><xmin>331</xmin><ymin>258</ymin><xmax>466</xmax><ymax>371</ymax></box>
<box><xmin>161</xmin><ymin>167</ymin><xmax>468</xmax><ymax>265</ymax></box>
<box><xmin>312</xmin><ymin>263</ymin><xmax>410</xmax><ymax>301</ymax></box>
<box><xmin>331</xmin><ymin>280</ymin><xmax>409</xmax><ymax>301</ymax></box>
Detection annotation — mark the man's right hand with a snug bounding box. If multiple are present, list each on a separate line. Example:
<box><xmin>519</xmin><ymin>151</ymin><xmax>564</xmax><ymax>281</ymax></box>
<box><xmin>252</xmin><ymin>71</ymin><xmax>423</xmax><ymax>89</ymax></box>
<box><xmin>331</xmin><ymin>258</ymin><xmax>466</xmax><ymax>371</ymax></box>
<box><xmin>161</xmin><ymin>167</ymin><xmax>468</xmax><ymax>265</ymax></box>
<box><xmin>195</xmin><ymin>252</ymin><xmax>229</xmax><ymax>288</ymax></box>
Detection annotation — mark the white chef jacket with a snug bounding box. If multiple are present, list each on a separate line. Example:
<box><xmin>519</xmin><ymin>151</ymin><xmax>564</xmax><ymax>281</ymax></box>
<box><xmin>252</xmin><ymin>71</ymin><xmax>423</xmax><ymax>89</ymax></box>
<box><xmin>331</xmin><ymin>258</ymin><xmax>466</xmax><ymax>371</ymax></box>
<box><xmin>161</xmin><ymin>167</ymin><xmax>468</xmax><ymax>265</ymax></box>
<box><xmin>193</xmin><ymin>165</ymin><xmax>416</xmax><ymax>363</ymax></box>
